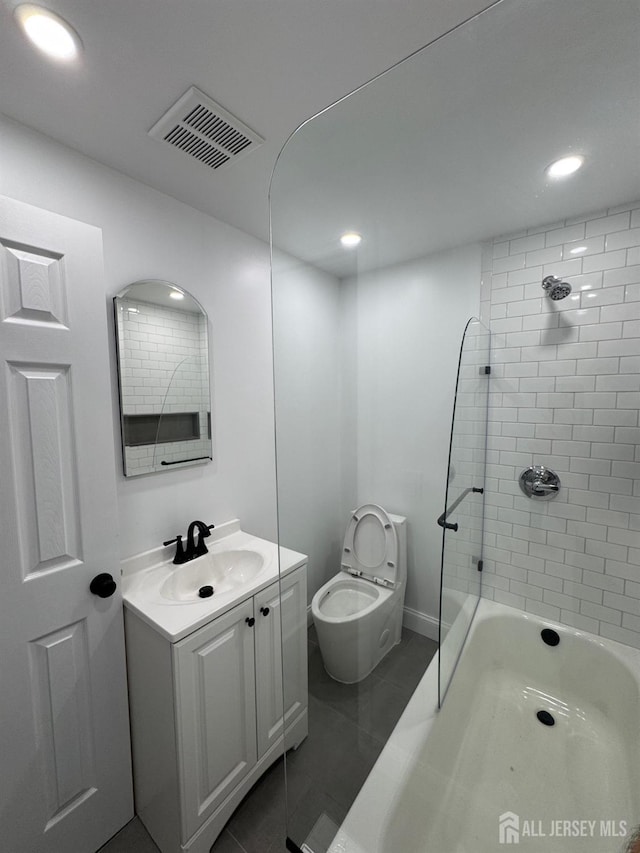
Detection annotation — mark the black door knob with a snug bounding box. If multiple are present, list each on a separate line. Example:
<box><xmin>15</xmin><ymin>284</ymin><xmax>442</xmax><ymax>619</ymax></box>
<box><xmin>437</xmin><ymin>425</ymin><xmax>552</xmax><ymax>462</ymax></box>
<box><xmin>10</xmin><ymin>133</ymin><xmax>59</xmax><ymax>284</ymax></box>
<box><xmin>260</xmin><ymin>606</ymin><xmax>270</xmax><ymax>616</ymax></box>
<box><xmin>245</xmin><ymin>617</ymin><xmax>255</xmax><ymax>627</ymax></box>
<box><xmin>90</xmin><ymin>573</ymin><xmax>117</xmax><ymax>598</ymax></box>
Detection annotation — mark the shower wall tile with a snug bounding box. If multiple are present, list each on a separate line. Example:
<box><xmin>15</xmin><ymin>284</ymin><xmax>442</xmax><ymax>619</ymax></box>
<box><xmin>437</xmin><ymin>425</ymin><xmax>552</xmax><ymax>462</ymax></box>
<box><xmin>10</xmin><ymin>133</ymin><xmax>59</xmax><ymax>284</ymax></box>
<box><xmin>484</xmin><ymin>200</ymin><xmax>640</xmax><ymax>648</ymax></box>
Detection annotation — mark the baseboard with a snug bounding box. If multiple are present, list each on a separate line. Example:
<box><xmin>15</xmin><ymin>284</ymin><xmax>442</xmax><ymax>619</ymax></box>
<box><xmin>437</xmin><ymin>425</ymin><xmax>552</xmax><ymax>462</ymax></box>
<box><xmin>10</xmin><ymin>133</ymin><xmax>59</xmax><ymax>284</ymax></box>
<box><xmin>402</xmin><ymin>606</ymin><xmax>439</xmax><ymax>641</ymax></box>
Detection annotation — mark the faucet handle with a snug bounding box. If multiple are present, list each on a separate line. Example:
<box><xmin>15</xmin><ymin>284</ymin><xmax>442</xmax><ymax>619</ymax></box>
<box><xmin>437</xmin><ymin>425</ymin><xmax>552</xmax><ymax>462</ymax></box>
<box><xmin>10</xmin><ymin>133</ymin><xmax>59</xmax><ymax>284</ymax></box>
<box><xmin>189</xmin><ymin>520</ymin><xmax>213</xmax><ymax>535</ymax></box>
<box><xmin>197</xmin><ymin>523</ymin><xmax>215</xmax><ymax>548</ymax></box>
<box><xmin>163</xmin><ymin>534</ymin><xmax>189</xmax><ymax>564</ymax></box>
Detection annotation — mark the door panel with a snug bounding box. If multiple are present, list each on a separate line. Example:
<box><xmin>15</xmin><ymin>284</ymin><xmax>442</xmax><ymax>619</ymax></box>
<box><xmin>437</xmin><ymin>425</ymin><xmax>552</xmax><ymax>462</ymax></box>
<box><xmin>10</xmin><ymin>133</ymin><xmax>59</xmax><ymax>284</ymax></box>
<box><xmin>255</xmin><ymin>568</ymin><xmax>307</xmax><ymax>759</ymax></box>
<box><xmin>174</xmin><ymin>598</ymin><xmax>257</xmax><ymax>843</ymax></box>
<box><xmin>0</xmin><ymin>240</ymin><xmax>68</xmax><ymax>328</ymax></box>
<box><xmin>6</xmin><ymin>362</ymin><xmax>81</xmax><ymax>577</ymax></box>
<box><xmin>0</xmin><ymin>195</ymin><xmax>133</xmax><ymax>853</ymax></box>
<box><xmin>281</xmin><ymin>569</ymin><xmax>308</xmax><ymax>734</ymax></box>
<box><xmin>29</xmin><ymin>620</ymin><xmax>97</xmax><ymax>830</ymax></box>
<box><xmin>254</xmin><ymin>581</ymin><xmax>284</xmax><ymax>758</ymax></box>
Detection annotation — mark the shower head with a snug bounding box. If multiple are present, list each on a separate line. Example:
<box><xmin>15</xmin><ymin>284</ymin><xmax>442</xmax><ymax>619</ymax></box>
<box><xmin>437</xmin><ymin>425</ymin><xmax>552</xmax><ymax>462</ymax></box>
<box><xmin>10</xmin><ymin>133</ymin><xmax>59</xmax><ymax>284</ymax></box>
<box><xmin>542</xmin><ymin>275</ymin><xmax>572</xmax><ymax>300</ymax></box>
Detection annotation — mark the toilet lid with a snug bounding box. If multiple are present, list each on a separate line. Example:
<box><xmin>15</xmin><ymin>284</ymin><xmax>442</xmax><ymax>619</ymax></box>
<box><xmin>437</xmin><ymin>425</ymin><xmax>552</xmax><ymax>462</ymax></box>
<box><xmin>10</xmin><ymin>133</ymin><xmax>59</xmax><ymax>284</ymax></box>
<box><xmin>342</xmin><ymin>504</ymin><xmax>399</xmax><ymax>587</ymax></box>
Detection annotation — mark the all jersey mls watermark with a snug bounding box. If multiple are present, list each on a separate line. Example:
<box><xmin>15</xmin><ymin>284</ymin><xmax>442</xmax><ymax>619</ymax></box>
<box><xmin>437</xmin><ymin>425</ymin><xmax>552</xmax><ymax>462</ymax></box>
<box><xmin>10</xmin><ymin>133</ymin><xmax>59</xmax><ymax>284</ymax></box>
<box><xmin>499</xmin><ymin>812</ymin><xmax>628</xmax><ymax>845</ymax></box>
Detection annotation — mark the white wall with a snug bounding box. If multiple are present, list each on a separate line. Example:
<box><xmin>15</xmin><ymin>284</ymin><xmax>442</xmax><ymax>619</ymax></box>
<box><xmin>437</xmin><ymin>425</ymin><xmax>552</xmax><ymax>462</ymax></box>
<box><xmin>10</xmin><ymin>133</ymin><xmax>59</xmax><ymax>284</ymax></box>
<box><xmin>481</xmin><ymin>201</ymin><xmax>640</xmax><ymax>648</ymax></box>
<box><xmin>272</xmin><ymin>245</ymin><xmax>481</xmax><ymax>620</ymax></box>
<box><xmin>272</xmin><ymin>251</ymin><xmax>345</xmax><ymax>602</ymax></box>
<box><xmin>346</xmin><ymin>245</ymin><xmax>481</xmax><ymax>626</ymax></box>
<box><xmin>0</xmin><ymin>115</ymin><xmax>277</xmax><ymax>558</ymax></box>
<box><xmin>0</xmin><ymin>113</ymin><xmax>481</xmax><ymax>619</ymax></box>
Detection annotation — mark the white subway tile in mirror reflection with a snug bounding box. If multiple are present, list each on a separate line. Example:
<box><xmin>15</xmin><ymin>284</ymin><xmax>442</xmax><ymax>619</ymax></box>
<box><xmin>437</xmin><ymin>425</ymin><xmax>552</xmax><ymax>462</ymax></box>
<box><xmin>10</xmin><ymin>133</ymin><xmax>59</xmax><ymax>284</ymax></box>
<box><xmin>119</xmin><ymin>300</ymin><xmax>210</xmax><ymax>473</ymax></box>
<box><xmin>480</xmin><ymin>201</ymin><xmax>640</xmax><ymax>647</ymax></box>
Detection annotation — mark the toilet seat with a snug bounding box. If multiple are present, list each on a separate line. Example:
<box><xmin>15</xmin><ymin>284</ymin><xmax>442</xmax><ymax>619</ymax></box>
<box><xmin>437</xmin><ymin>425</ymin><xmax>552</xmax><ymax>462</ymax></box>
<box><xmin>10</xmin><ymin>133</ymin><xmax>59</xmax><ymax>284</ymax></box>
<box><xmin>341</xmin><ymin>503</ymin><xmax>399</xmax><ymax>588</ymax></box>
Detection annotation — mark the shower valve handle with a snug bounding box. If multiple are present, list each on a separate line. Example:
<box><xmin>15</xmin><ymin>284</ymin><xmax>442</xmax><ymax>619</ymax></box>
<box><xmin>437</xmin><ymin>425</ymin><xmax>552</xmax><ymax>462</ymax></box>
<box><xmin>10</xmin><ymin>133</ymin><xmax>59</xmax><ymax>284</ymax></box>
<box><xmin>519</xmin><ymin>465</ymin><xmax>561</xmax><ymax>501</ymax></box>
<box><xmin>533</xmin><ymin>479</ymin><xmax>559</xmax><ymax>494</ymax></box>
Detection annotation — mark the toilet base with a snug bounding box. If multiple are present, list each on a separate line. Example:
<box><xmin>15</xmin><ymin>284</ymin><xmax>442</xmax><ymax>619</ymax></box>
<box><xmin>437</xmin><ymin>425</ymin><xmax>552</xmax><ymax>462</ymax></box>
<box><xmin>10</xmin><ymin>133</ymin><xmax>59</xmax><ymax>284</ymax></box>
<box><xmin>313</xmin><ymin>593</ymin><xmax>404</xmax><ymax>684</ymax></box>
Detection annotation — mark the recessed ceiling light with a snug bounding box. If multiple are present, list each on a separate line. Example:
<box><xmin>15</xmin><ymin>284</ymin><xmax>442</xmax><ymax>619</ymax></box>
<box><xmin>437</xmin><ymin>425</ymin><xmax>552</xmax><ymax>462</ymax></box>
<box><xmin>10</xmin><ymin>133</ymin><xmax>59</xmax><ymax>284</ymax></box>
<box><xmin>15</xmin><ymin>4</ymin><xmax>81</xmax><ymax>61</ymax></box>
<box><xmin>546</xmin><ymin>155</ymin><xmax>584</xmax><ymax>179</ymax></box>
<box><xmin>340</xmin><ymin>232</ymin><xmax>362</xmax><ymax>248</ymax></box>
<box><xmin>170</xmin><ymin>289</ymin><xmax>184</xmax><ymax>300</ymax></box>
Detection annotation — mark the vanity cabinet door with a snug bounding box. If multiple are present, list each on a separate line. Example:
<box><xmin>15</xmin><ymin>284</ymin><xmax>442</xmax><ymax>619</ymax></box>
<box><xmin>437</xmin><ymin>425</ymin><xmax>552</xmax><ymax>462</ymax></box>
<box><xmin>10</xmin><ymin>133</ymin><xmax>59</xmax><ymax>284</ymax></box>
<box><xmin>174</xmin><ymin>598</ymin><xmax>257</xmax><ymax>842</ymax></box>
<box><xmin>255</xmin><ymin>568</ymin><xmax>308</xmax><ymax>759</ymax></box>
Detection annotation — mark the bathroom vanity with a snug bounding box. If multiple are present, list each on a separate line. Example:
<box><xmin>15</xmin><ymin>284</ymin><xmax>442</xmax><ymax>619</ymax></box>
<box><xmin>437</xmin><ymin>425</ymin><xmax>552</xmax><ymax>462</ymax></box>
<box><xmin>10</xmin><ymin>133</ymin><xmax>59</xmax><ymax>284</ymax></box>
<box><xmin>122</xmin><ymin>521</ymin><xmax>308</xmax><ymax>853</ymax></box>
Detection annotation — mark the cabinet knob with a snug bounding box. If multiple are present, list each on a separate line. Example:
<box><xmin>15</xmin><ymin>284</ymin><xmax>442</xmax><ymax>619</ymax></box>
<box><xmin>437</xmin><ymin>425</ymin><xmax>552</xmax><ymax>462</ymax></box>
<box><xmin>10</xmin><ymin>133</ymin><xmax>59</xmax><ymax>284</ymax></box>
<box><xmin>245</xmin><ymin>617</ymin><xmax>255</xmax><ymax>627</ymax></box>
<box><xmin>260</xmin><ymin>606</ymin><xmax>270</xmax><ymax>616</ymax></box>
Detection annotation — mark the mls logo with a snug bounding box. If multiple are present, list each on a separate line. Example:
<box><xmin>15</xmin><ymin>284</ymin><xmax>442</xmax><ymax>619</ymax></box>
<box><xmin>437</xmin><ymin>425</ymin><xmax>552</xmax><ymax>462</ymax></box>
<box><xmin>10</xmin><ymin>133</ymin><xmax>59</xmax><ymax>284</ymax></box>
<box><xmin>499</xmin><ymin>812</ymin><xmax>520</xmax><ymax>844</ymax></box>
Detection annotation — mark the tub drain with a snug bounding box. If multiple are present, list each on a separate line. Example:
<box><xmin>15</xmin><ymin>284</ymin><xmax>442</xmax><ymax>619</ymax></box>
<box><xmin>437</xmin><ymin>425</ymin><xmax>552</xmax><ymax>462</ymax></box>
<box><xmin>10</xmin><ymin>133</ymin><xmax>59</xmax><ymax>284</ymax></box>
<box><xmin>541</xmin><ymin>628</ymin><xmax>560</xmax><ymax>646</ymax></box>
<box><xmin>536</xmin><ymin>710</ymin><xmax>555</xmax><ymax>727</ymax></box>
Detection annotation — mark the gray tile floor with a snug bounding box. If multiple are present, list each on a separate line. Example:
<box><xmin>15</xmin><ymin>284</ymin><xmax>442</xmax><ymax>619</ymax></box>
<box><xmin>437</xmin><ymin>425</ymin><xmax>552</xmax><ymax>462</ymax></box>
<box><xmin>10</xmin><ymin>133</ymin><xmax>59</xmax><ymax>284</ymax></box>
<box><xmin>100</xmin><ymin>626</ymin><xmax>437</xmax><ymax>853</ymax></box>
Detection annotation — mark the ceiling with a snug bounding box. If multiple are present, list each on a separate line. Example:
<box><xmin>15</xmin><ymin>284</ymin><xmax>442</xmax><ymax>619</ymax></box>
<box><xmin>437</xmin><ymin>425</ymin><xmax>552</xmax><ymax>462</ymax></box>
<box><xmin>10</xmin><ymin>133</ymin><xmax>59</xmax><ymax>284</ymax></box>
<box><xmin>0</xmin><ymin>0</ymin><xmax>496</xmax><ymax>246</ymax></box>
<box><xmin>272</xmin><ymin>0</ymin><xmax>640</xmax><ymax>276</ymax></box>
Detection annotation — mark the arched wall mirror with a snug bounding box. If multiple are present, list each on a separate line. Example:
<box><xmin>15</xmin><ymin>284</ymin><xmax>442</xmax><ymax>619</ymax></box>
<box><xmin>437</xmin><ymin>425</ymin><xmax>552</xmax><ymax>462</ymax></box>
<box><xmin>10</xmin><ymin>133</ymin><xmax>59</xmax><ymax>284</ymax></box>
<box><xmin>113</xmin><ymin>279</ymin><xmax>212</xmax><ymax>477</ymax></box>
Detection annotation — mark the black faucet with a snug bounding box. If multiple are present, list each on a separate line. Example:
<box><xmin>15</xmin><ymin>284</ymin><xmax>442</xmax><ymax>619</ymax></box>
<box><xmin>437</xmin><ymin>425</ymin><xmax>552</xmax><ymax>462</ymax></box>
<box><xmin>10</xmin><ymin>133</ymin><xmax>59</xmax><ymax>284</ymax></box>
<box><xmin>186</xmin><ymin>520</ymin><xmax>212</xmax><ymax>561</ymax></box>
<box><xmin>163</xmin><ymin>521</ymin><xmax>214</xmax><ymax>564</ymax></box>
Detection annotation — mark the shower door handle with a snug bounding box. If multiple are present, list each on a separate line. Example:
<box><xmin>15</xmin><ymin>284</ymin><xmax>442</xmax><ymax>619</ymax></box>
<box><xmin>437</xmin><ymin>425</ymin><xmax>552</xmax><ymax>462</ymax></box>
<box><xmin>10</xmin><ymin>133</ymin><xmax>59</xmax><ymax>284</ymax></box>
<box><xmin>437</xmin><ymin>486</ymin><xmax>484</xmax><ymax>532</ymax></box>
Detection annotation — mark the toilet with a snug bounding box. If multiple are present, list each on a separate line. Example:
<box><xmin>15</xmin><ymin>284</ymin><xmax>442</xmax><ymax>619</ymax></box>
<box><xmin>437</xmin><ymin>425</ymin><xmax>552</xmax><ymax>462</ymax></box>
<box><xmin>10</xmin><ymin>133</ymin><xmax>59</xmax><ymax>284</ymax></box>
<box><xmin>311</xmin><ymin>504</ymin><xmax>407</xmax><ymax>684</ymax></box>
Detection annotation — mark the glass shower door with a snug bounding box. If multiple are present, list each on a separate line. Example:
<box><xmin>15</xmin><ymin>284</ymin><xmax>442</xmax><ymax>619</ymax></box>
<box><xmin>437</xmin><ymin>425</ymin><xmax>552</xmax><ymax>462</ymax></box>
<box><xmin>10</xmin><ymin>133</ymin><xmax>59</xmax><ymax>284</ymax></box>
<box><xmin>438</xmin><ymin>317</ymin><xmax>490</xmax><ymax>706</ymax></box>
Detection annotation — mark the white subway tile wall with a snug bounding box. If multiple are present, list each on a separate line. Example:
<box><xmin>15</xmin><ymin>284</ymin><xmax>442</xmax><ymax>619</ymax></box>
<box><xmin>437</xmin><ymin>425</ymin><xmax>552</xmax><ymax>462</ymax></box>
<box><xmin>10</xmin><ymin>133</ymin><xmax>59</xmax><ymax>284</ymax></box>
<box><xmin>118</xmin><ymin>300</ymin><xmax>210</xmax><ymax>474</ymax></box>
<box><xmin>480</xmin><ymin>201</ymin><xmax>640</xmax><ymax>648</ymax></box>
<box><xmin>441</xmin><ymin>321</ymin><xmax>490</xmax><ymax>607</ymax></box>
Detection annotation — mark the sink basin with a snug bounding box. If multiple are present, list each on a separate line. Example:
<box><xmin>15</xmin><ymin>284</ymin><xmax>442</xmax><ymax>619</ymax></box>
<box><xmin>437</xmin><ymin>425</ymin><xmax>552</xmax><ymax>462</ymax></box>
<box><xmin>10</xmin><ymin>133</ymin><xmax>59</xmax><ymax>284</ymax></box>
<box><xmin>122</xmin><ymin>520</ymin><xmax>308</xmax><ymax>642</ymax></box>
<box><xmin>160</xmin><ymin>549</ymin><xmax>265</xmax><ymax>603</ymax></box>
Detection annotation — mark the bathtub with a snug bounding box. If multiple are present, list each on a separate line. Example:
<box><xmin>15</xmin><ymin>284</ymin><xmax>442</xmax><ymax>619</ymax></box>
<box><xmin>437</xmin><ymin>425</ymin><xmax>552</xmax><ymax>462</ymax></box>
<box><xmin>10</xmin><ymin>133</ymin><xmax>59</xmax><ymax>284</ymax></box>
<box><xmin>328</xmin><ymin>599</ymin><xmax>640</xmax><ymax>853</ymax></box>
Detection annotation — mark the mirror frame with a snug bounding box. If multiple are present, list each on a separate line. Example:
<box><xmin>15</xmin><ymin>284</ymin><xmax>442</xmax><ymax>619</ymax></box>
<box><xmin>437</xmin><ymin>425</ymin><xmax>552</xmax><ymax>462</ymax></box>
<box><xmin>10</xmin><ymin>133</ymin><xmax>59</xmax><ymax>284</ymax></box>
<box><xmin>113</xmin><ymin>279</ymin><xmax>212</xmax><ymax>477</ymax></box>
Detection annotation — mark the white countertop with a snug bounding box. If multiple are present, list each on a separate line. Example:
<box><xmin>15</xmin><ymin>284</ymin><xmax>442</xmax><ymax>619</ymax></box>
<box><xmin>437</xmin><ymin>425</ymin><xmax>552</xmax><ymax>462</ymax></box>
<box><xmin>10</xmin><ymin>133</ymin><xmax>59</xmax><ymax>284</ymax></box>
<box><xmin>121</xmin><ymin>519</ymin><xmax>307</xmax><ymax>642</ymax></box>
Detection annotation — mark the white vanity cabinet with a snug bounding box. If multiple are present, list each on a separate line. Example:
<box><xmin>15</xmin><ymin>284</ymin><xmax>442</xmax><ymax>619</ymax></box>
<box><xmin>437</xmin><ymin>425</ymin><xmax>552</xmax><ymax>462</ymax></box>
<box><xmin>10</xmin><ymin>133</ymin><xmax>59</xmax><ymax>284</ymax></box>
<box><xmin>174</xmin><ymin>597</ymin><xmax>258</xmax><ymax>843</ymax></box>
<box><xmin>125</xmin><ymin>565</ymin><xmax>307</xmax><ymax>853</ymax></box>
<box><xmin>255</xmin><ymin>568</ymin><xmax>308</xmax><ymax>759</ymax></box>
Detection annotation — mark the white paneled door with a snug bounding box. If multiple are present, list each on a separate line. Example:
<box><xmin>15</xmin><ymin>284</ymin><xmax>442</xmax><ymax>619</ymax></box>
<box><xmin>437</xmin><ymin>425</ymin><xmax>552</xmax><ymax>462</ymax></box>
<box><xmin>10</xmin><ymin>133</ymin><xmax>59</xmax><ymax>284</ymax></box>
<box><xmin>0</xmin><ymin>196</ymin><xmax>133</xmax><ymax>852</ymax></box>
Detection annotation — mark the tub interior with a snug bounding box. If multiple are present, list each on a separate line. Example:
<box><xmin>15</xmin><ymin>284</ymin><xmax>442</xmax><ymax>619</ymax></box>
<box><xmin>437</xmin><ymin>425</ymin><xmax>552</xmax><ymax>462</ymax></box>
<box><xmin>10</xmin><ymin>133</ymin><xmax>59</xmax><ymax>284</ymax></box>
<box><xmin>385</xmin><ymin>676</ymin><xmax>636</xmax><ymax>851</ymax></box>
<box><xmin>332</xmin><ymin>604</ymin><xmax>640</xmax><ymax>853</ymax></box>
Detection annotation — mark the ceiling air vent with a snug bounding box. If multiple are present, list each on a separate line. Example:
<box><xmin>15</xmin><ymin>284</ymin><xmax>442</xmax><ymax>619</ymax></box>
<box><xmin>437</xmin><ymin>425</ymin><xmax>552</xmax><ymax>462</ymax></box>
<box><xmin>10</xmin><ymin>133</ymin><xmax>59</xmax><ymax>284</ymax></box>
<box><xmin>149</xmin><ymin>86</ymin><xmax>264</xmax><ymax>171</ymax></box>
